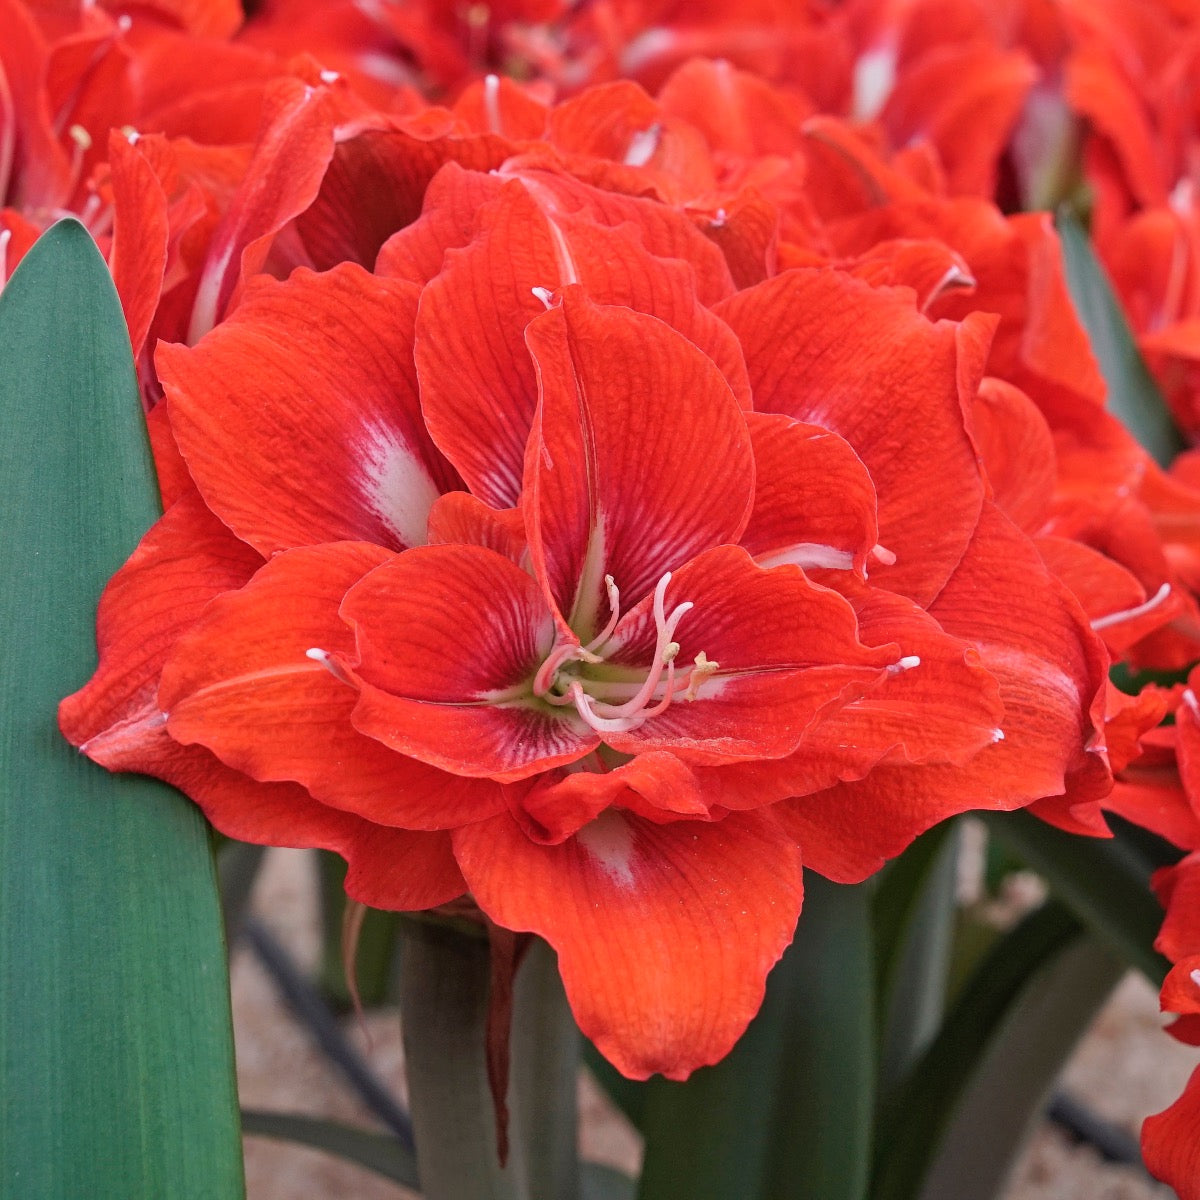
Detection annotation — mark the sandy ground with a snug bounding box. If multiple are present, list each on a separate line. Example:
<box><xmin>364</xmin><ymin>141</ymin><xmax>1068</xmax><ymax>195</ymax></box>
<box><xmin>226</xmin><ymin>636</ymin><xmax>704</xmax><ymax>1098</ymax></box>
<box><xmin>235</xmin><ymin>849</ymin><xmax>1199</xmax><ymax>1200</ymax></box>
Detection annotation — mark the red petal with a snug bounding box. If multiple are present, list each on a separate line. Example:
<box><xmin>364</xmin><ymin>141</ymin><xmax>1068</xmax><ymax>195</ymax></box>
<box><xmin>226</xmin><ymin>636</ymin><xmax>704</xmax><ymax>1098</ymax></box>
<box><xmin>740</xmin><ymin>411</ymin><xmax>878</xmax><ymax>574</ymax></box>
<box><xmin>426</xmin><ymin>491</ymin><xmax>527</xmax><ymax>563</ymax></box>
<box><xmin>376</xmin><ymin>162</ymin><xmax>504</xmax><ymax>283</ymax></box>
<box><xmin>59</xmin><ymin>492</ymin><xmax>263</xmax><ymax>764</ymax></box>
<box><xmin>880</xmin><ymin>44</ymin><xmax>1037</xmax><ymax>197</ymax></box>
<box><xmin>187</xmin><ymin>76</ymin><xmax>339</xmax><ymax>340</ymax></box>
<box><xmin>1143</xmin><ymin>1065</ymin><xmax>1200</xmax><ymax>1200</ymax></box>
<box><xmin>600</xmin><ymin>545</ymin><xmax>896</xmax><ymax>763</ymax></box>
<box><xmin>341</xmin><ymin>544</ymin><xmax>593</xmax><ymax>780</ymax></box>
<box><xmin>453</xmin><ymin>807</ymin><xmax>803</xmax><ymax>1080</ymax></box>
<box><xmin>524</xmin><ymin>290</ymin><xmax>753</xmax><ymax>635</ymax></box>
<box><xmin>711</xmin><ymin>583</ymin><xmax>1005</xmax><ymax>803</ymax></box>
<box><xmin>970</xmin><ymin>376</ymin><xmax>1055</xmax><ymax>533</ymax></box>
<box><xmin>119</xmin><ymin>731</ymin><xmax>466</xmax><ymax>911</ymax></box>
<box><xmin>415</xmin><ymin>177</ymin><xmax>751</xmax><ymax>508</ymax></box>
<box><xmin>844</xmin><ymin>238</ymin><xmax>976</xmax><ymax>312</ymax></box>
<box><xmin>108</xmin><ymin>131</ymin><xmax>170</xmax><ymax>362</ymax></box>
<box><xmin>159</xmin><ymin>264</ymin><xmax>458</xmax><ymax>555</ymax></box>
<box><xmin>716</xmin><ymin>268</ymin><xmax>987</xmax><ymax>605</ymax></box>
<box><xmin>518</xmin><ymin>751</ymin><xmax>710</xmax><ymax>844</ymax></box>
<box><xmin>778</xmin><ymin>504</ymin><xmax>1110</xmax><ymax>881</ymax></box>
<box><xmin>161</xmin><ymin>542</ymin><xmax>505</xmax><ymax>830</ymax></box>
<box><xmin>291</xmin><ymin>113</ymin><xmax>518</xmax><ymax>272</ymax></box>
<box><xmin>1156</xmin><ymin>853</ymin><xmax>1200</xmax><ymax>963</ymax></box>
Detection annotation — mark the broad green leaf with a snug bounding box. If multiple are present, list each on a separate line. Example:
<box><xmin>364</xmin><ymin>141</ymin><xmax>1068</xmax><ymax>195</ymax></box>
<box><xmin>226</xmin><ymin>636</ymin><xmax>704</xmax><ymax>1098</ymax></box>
<box><xmin>981</xmin><ymin>810</ymin><xmax>1169</xmax><ymax>985</ymax></box>
<box><xmin>0</xmin><ymin>220</ymin><xmax>243</xmax><ymax>1198</ymax></box>
<box><xmin>636</xmin><ymin>875</ymin><xmax>874</xmax><ymax>1200</ymax></box>
<box><xmin>240</xmin><ymin>1111</ymin><xmax>419</xmax><ymax>1188</ymax></box>
<box><xmin>871</xmin><ymin>901</ymin><xmax>1081</xmax><ymax>1200</ymax></box>
<box><xmin>1057</xmin><ymin>209</ymin><xmax>1186</xmax><ymax>466</ymax></box>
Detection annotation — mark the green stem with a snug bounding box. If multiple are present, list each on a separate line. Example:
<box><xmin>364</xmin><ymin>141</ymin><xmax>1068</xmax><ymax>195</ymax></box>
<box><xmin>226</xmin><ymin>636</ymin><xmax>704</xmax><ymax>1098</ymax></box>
<box><xmin>398</xmin><ymin>917</ymin><xmax>524</xmax><ymax>1200</ymax></box>
<box><xmin>509</xmin><ymin>939</ymin><xmax>582</xmax><ymax>1200</ymax></box>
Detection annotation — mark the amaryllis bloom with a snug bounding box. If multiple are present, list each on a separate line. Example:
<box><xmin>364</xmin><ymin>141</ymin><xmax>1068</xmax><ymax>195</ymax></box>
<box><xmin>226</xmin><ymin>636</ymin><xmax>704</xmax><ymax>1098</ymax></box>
<box><xmin>63</xmin><ymin>124</ymin><xmax>1110</xmax><ymax>1078</ymax></box>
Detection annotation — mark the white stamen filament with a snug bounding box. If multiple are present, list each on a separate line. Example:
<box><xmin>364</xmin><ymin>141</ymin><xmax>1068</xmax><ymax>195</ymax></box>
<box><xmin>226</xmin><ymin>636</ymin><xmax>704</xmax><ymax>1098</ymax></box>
<box><xmin>306</xmin><ymin>647</ymin><xmax>356</xmax><ymax>687</ymax></box>
<box><xmin>1191</xmin><ymin>967</ymin><xmax>1200</xmax><ymax>989</ymax></box>
<box><xmin>624</xmin><ymin>123</ymin><xmax>662</xmax><ymax>167</ymax></box>
<box><xmin>583</xmin><ymin>574</ymin><xmax>622</xmax><ymax>653</ymax></box>
<box><xmin>1091</xmin><ymin>582</ymin><xmax>1172</xmax><ymax>632</ymax></box>
<box><xmin>483</xmin><ymin>73</ymin><xmax>502</xmax><ymax>135</ymax></box>
<box><xmin>534</xmin><ymin>572</ymin><xmax>707</xmax><ymax>735</ymax></box>
<box><xmin>887</xmin><ymin>654</ymin><xmax>921</xmax><ymax>675</ymax></box>
<box><xmin>0</xmin><ymin>229</ymin><xmax>11</xmax><ymax>294</ymax></box>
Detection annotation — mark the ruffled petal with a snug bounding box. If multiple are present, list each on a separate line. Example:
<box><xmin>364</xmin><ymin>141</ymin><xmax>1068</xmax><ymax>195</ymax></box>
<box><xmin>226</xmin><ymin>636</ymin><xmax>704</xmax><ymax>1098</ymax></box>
<box><xmin>778</xmin><ymin>503</ymin><xmax>1109</xmax><ymax>881</ymax></box>
<box><xmin>341</xmin><ymin>544</ymin><xmax>593</xmax><ymax>780</ymax></box>
<box><xmin>452</xmin><ymin>807</ymin><xmax>803</xmax><ymax>1080</ymax></box>
<box><xmin>740</xmin><ymin>411</ymin><xmax>878</xmax><ymax>574</ymax></box>
<box><xmin>161</xmin><ymin>541</ymin><xmax>505</xmax><ymax>830</ymax></box>
<box><xmin>159</xmin><ymin>263</ymin><xmax>458</xmax><ymax>555</ymax></box>
<box><xmin>523</xmin><ymin>289</ymin><xmax>753</xmax><ymax>635</ymax></box>
<box><xmin>414</xmin><ymin>174</ymin><xmax>752</xmax><ymax>508</ymax></box>
<box><xmin>716</xmin><ymin>268</ymin><xmax>987</xmax><ymax>604</ymax></box>
<box><xmin>59</xmin><ymin>491</ymin><xmax>263</xmax><ymax>765</ymax></box>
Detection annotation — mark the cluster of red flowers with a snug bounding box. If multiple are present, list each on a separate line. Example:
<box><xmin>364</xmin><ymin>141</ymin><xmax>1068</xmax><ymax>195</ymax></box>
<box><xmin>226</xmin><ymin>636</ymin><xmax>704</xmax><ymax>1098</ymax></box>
<box><xmin>8</xmin><ymin>0</ymin><xmax>1198</xmax><ymax>1188</ymax></box>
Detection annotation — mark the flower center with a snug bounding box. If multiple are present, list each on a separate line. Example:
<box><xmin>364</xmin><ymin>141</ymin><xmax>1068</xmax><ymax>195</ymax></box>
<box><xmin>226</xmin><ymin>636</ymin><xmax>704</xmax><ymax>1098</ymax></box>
<box><xmin>532</xmin><ymin>572</ymin><xmax>718</xmax><ymax>735</ymax></box>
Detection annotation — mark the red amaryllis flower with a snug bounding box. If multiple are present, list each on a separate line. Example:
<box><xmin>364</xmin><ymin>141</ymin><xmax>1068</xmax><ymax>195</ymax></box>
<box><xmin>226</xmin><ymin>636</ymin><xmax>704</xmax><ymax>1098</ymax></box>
<box><xmin>63</xmin><ymin>136</ymin><xmax>1108</xmax><ymax>1078</ymax></box>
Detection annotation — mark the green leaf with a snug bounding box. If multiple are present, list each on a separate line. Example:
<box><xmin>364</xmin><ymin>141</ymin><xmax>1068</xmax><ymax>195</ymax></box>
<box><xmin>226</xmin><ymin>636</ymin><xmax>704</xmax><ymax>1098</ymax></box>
<box><xmin>918</xmin><ymin>935</ymin><xmax>1124</xmax><ymax>1200</ymax></box>
<box><xmin>240</xmin><ymin>1111</ymin><xmax>419</xmax><ymax>1188</ymax></box>
<box><xmin>636</xmin><ymin>875</ymin><xmax>874</xmax><ymax>1200</ymax></box>
<box><xmin>0</xmin><ymin>220</ymin><xmax>243</xmax><ymax>1198</ymax></box>
<box><xmin>980</xmin><ymin>810</ymin><xmax>1170</xmax><ymax>985</ymax></box>
<box><xmin>1057</xmin><ymin>208</ymin><xmax>1186</xmax><ymax>467</ymax></box>
<box><xmin>871</xmin><ymin>901</ymin><xmax>1082</xmax><ymax>1200</ymax></box>
<box><xmin>873</xmin><ymin>823</ymin><xmax>957</xmax><ymax>1094</ymax></box>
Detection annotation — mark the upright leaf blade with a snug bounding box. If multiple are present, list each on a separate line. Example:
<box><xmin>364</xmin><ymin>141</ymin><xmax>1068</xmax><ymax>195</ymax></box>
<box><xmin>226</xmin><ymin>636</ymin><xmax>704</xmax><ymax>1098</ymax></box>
<box><xmin>981</xmin><ymin>810</ymin><xmax>1169</xmax><ymax>984</ymax></box>
<box><xmin>1057</xmin><ymin>209</ymin><xmax>1186</xmax><ymax>466</ymax></box>
<box><xmin>636</xmin><ymin>875</ymin><xmax>874</xmax><ymax>1200</ymax></box>
<box><xmin>0</xmin><ymin>220</ymin><xmax>243</xmax><ymax>1199</ymax></box>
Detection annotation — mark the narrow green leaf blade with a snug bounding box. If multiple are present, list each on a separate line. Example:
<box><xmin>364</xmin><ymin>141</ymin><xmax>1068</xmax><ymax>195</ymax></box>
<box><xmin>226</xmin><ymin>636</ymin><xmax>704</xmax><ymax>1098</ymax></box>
<box><xmin>981</xmin><ymin>810</ymin><xmax>1169</xmax><ymax>984</ymax></box>
<box><xmin>0</xmin><ymin>220</ymin><xmax>243</xmax><ymax>1199</ymax></box>
<box><xmin>1057</xmin><ymin>209</ymin><xmax>1186</xmax><ymax>466</ymax></box>
<box><xmin>241</xmin><ymin>1111</ymin><xmax>419</xmax><ymax>1188</ymax></box>
<box><xmin>871</xmin><ymin>901</ymin><xmax>1081</xmax><ymax>1200</ymax></box>
<box><xmin>918</xmin><ymin>935</ymin><xmax>1124</xmax><ymax>1200</ymax></box>
<box><xmin>873</xmin><ymin>823</ymin><xmax>957</xmax><ymax>1094</ymax></box>
<box><xmin>636</xmin><ymin>875</ymin><xmax>874</xmax><ymax>1200</ymax></box>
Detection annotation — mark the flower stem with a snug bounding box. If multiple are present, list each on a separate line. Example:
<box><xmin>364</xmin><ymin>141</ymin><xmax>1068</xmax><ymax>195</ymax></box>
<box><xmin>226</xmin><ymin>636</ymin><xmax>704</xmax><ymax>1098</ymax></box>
<box><xmin>398</xmin><ymin>918</ymin><xmax>582</xmax><ymax>1200</ymax></box>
